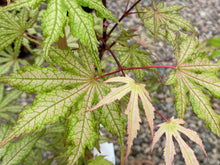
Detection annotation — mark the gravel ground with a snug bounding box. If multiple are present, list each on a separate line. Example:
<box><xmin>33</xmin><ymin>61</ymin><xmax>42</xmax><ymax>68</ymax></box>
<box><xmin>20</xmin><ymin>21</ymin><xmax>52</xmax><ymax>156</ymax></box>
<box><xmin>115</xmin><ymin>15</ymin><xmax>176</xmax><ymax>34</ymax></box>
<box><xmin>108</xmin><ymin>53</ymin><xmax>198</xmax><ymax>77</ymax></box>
<box><xmin>107</xmin><ymin>0</ymin><xmax>220</xmax><ymax>165</ymax></box>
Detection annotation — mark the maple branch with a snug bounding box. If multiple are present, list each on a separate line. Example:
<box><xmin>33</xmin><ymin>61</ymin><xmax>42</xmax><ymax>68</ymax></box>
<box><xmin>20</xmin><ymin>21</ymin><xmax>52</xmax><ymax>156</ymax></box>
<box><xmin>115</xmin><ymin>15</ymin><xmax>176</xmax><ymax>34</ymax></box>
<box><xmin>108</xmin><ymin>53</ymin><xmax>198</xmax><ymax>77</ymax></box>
<box><xmin>108</xmin><ymin>0</ymin><xmax>142</xmax><ymax>36</ymax></box>
<box><xmin>22</xmin><ymin>35</ymin><xmax>42</xmax><ymax>47</ymax></box>
<box><xmin>124</xmin><ymin>0</ymin><xmax>130</xmax><ymax>14</ymax></box>
<box><xmin>154</xmin><ymin>109</ymin><xmax>168</xmax><ymax>122</ymax></box>
<box><xmin>99</xmin><ymin>38</ymin><xmax>126</xmax><ymax>76</ymax></box>
<box><xmin>24</xmin><ymin>31</ymin><xmax>43</xmax><ymax>42</ymax></box>
<box><xmin>95</xmin><ymin>65</ymin><xmax>176</xmax><ymax>80</ymax></box>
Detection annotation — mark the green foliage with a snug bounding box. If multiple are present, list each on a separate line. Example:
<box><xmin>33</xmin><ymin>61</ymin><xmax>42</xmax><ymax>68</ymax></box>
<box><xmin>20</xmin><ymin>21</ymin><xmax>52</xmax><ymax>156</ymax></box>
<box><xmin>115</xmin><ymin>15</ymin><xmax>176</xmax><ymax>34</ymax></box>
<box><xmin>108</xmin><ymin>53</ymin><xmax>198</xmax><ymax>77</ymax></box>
<box><xmin>112</xmin><ymin>42</ymin><xmax>152</xmax><ymax>80</ymax></box>
<box><xmin>88</xmin><ymin>155</ymin><xmax>113</xmax><ymax>165</ymax></box>
<box><xmin>166</xmin><ymin>36</ymin><xmax>220</xmax><ymax>136</ymax></box>
<box><xmin>0</xmin><ymin>0</ymin><xmax>219</xmax><ymax>165</ymax></box>
<box><xmin>0</xmin><ymin>83</ymin><xmax>23</xmax><ymax>123</ymax></box>
<box><xmin>0</xmin><ymin>7</ymin><xmax>38</xmax><ymax>52</ymax></box>
<box><xmin>0</xmin><ymin>46</ymin><xmax>30</xmax><ymax>75</ymax></box>
<box><xmin>209</xmin><ymin>35</ymin><xmax>220</xmax><ymax>58</ymax></box>
<box><xmin>136</xmin><ymin>0</ymin><xmax>195</xmax><ymax>45</ymax></box>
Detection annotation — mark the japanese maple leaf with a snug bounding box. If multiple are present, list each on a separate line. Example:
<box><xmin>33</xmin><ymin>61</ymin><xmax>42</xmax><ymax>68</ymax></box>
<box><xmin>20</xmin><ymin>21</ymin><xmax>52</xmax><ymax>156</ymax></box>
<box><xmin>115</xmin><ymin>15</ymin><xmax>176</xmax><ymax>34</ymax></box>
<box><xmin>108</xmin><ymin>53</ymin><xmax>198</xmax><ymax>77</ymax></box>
<box><xmin>87</xmin><ymin>75</ymin><xmax>155</xmax><ymax>163</ymax></box>
<box><xmin>151</xmin><ymin>117</ymin><xmax>207</xmax><ymax>165</ymax></box>
<box><xmin>166</xmin><ymin>36</ymin><xmax>220</xmax><ymax>136</ymax></box>
<box><xmin>0</xmin><ymin>0</ymin><xmax>118</xmax><ymax>74</ymax></box>
<box><xmin>0</xmin><ymin>45</ymin><xmax>125</xmax><ymax>164</ymax></box>
<box><xmin>136</xmin><ymin>0</ymin><xmax>195</xmax><ymax>45</ymax></box>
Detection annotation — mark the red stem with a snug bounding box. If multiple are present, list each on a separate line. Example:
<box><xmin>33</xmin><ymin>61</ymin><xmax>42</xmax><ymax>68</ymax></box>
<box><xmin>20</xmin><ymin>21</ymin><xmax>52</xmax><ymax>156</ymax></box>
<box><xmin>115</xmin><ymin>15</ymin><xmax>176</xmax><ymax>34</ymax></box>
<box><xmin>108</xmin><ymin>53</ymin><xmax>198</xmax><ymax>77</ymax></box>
<box><xmin>154</xmin><ymin>109</ymin><xmax>168</xmax><ymax>122</ymax></box>
<box><xmin>95</xmin><ymin>65</ymin><xmax>176</xmax><ymax>80</ymax></box>
<box><xmin>108</xmin><ymin>0</ymin><xmax>142</xmax><ymax>36</ymax></box>
<box><xmin>24</xmin><ymin>31</ymin><xmax>43</xmax><ymax>42</ymax></box>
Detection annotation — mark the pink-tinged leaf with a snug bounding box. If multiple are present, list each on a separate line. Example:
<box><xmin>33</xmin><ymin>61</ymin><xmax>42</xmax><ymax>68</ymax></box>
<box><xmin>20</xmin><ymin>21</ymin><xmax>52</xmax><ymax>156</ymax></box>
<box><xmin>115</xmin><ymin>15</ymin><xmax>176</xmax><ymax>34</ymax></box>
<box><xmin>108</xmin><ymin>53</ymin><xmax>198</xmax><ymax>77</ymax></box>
<box><xmin>177</xmin><ymin>123</ymin><xmax>208</xmax><ymax>158</ymax></box>
<box><xmin>164</xmin><ymin>132</ymin><xmax>176</xmax><ymax>165</ymax></box>
<box><xmin>151</xmin><ymin>126</ymin><xmax>164</xmax><ymax>152</ymax></box>
<box><xmin>151</xmin><ymin>117</ymin><xmax>207</xmax><ymax>165</ymax></box>
<box><xmin>86</xmin><ymin>77</ymin><xmax>132</xmax><ymax>112</ymax></box>
<box><xmin>124</xmin><ymin>88</ymin><xmax>141</xmax><ymax>161</ymax></box>
<box><xmin>139</xmin><ymin>86</ymin><xmax>155</xmax><ymax>137</ymax></box>
<box><xmin>87</xmin><ymin>76</ymin><xmax>155</xmax><ymax>164</ymax></box>
<box><xmin>174</xmin><ymin>134</ymin><xmax>199</xmax><ymax>165</ymax></box>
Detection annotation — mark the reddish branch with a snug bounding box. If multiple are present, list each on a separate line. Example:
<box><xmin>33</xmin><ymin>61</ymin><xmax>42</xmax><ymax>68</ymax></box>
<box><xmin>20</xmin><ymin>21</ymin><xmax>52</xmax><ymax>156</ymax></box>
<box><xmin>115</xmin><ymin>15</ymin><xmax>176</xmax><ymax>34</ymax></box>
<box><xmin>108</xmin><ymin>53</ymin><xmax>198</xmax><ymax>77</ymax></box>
<box><xmin>24</xmin><ymin>31</ymin><xmax>43</xmax><ymax>42</ymax></box>
<box><xmin>95</xmin><ymin>65</ymin><xmax>176</xmax><ymax>80</ymax></box>
<box><xmin>154</xmin><ymin>109</ymin><xmax>168</xmax><ymax>122</ymax></box>
<box><xmin>99</xmin><ymin>38</ymin><xmax>126</xmax><ymax>76</ymax></box>
<box><xmin>108</xmin><ymin>0</ymin><xmax>142</xmax><ymax>36</ymax></box>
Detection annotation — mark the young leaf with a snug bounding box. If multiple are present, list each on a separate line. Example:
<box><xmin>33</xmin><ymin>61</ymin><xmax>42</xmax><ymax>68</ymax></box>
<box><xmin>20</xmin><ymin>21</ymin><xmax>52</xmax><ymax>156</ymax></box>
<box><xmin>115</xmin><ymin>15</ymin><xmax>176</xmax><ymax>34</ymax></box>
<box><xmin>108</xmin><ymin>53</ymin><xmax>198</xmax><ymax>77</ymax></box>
<box><xmin>136</xmin><ymin>1</ymin><xmax>195</xmax><ymax>44</ymax></box>
<box><xmin>1</xmin><ymin>132</ymin><xmax>42</xmax><ymax>165</ymax></box>
<box><xmin>151</xmin><ymin>117</ymin><xmax>207</xmax><ymax>165</ymax></box>
<box><xmin>87</xmin><ymin>76</ymin><xmax>155</xmax><ymax>162</ymax></box>
<box><xmin>112</xmin><ymin>43</ymin><xmax>152</xmax><ymax>80</ymax></box>
<box><xmin>166</xmin><ymin>37</ymin><xmax>220</xmax><ymax>136</ymax></box>
<box><xmin>0</xmin><ymin>83</ymin><xmax>23</xmax><ymax>123</ymax></box>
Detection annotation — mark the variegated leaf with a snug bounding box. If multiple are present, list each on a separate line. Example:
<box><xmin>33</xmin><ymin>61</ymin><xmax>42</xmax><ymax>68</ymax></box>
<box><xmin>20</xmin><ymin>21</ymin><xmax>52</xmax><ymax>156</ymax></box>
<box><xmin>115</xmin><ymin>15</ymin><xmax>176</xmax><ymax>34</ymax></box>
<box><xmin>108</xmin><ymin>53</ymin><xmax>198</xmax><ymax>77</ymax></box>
<box><xmin>151</xmin><ymin>117</ymin><xmax>207</xmax><ymax>165</ymax></box>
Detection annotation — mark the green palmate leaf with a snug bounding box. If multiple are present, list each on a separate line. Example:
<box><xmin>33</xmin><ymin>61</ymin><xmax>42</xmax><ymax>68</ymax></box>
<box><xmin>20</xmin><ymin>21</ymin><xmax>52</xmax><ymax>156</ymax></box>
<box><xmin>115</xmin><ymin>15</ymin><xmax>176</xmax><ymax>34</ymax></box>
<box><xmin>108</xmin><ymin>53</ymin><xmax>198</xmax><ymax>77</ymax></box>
<box><xmin>113</xmin><ymin>43</ymin><xmax>152</xmax><ymax>80</ymax></box>
<box><xmin>87</xmin><ymin>76</ymin><xmax>155</xmax><ymax>162</ymax></box>
<box><xmin>65</xmin><ymin>50</ymin><xmax>124</xmax><ymax>163</ymax></box>
<box><xmin>166</xmin><ymin>37</ymin><xmax>220</xmax><ymax>136</ymax></box>
<box><xmin>151</xmin><ymin>117</ymin><xmax>207</xmax><ymax>165</ymax></box>
<box><xmin>0</xmin><ymin>45</ymin><xmax>93</xmax><ymax>147</ymax></box>
<box><xmin>0</xmin><ymin>46</ymin><xmax>30</xmax><ymax>75</ymax></box>
<box><xmin>0</xmin><ymin>83</ymin><xmax>23</xmax><ymax>123</ymax></box>
<box><xmin>0</xmin><ymin>45</ymin><xmax>123</xmax><ymax>165</ymax></box>
<box><xmin>209</xmin><ymin>35</ymin><xmax>220</xmax><ymax>47</ymax></box>
<box><xmin>1</xmin><ymin>132</ymin><xmax>42</xmax><ymax>165</ymax></box>
<box><xmin>136</xmin><ymin>1</ymin><xmax>195</xmax><ymax>44</ymax></box>
<box><xmin>0</xmin><ymin>8</ymin><xmax>38</xmax><ymax>52</ymax></box>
